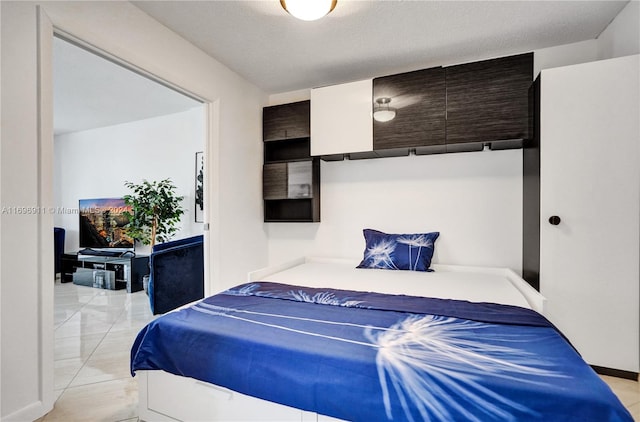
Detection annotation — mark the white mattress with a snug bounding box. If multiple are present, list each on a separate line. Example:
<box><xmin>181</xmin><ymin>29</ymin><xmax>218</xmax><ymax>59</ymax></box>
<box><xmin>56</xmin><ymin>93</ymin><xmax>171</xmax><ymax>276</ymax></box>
<box><xmin>258</xmin><ymin>258</ymin><xmax>533</xmax><ymax>310</ymax></box>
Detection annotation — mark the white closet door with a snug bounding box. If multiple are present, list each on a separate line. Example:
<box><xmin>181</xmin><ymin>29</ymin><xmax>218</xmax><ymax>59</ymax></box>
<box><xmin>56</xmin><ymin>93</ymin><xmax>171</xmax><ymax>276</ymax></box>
<box><xmin>540</xmin><ymin>55</ymin><xmax>639</xmax><ymax>372</ymax></box>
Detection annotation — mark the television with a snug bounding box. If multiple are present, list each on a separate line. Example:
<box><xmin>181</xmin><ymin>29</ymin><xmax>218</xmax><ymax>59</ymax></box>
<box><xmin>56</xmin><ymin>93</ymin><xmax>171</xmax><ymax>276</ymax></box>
<box><xmin>79</xmin><ymin>198</ymin><xmax>134</xmax><ymax>249</ymax></box>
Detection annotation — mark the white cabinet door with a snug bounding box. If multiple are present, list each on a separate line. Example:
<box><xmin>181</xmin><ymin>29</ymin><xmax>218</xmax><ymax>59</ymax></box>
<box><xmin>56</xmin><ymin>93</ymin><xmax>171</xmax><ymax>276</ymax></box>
<box><xmin>540</xmin><ymin>55</ymin><xmax>639</xmax><ymax>372</ymax></box>
<box><xmin>310</xmin><ymin>79</ymin><xmax>372</xmax><ymax>156</ymax></box>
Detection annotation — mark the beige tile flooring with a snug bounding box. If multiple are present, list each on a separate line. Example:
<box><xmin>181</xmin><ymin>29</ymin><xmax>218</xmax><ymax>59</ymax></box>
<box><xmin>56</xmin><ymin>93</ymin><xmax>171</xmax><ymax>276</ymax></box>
<box><xmin>603</xmin><ymin>375</ymin><xmax>640</xmax><ymax>421</ymax></box>
<box><xmin>39</xmin><ymin>281</ymin><xmax>639</xmax><ymax>421</ymax></box>
<box><xmin>40</xmin><ymin>280</ymin><xmax>156</xmax><ymax>421</ymax></box>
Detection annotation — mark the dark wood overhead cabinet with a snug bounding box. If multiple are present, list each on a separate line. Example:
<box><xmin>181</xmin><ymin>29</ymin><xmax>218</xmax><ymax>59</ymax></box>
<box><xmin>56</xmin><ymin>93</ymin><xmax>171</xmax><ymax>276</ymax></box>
<box><xmin>445</xmin><ymin>53</ymin><xmax>533</xmax><ymax>148</ymax></box>
<box><xmin>263</xmin><ymin>100</ymin><xmax>311</xmax><ymax>141</ymax></box>
<box><xmin>373</xmin><ymin>67</ymin><xmax>446</xmax><ymax>152</ymax></box>
<box><xmin>369</xmin><ymin>53</ymin><xmax>532</xmax><ymax>157</ymax></box>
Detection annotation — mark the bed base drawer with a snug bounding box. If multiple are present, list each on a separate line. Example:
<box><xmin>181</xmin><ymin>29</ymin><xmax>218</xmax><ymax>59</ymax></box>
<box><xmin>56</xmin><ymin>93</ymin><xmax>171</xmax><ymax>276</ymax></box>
<box><xmin>138</xmin><ymin>370</ymin><xmax>342</xmax><ymax>422</ymax></box>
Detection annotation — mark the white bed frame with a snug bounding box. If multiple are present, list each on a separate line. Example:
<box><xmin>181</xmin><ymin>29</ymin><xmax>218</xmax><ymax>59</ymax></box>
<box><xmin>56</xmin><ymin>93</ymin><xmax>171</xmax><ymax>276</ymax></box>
<box><xmin>137</xmin><ymin>257</ymin><xmax>546</xmax><ymax>422</ymax></box>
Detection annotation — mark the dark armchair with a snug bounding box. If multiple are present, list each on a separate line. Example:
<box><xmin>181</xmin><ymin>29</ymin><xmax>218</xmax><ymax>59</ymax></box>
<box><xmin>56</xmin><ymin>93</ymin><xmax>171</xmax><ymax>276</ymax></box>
<box><xmin>148</xmin><ymin>234</ymin><xmax>204</xmax><ymax>315</ymax></box>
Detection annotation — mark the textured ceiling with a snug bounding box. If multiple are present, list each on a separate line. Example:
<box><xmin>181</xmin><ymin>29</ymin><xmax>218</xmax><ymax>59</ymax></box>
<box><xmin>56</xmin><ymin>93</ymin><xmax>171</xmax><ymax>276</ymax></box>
<box><xmin>133</xmin><ymin>0</ymin><xmax>629</xmax><ymax>93</ymax></box>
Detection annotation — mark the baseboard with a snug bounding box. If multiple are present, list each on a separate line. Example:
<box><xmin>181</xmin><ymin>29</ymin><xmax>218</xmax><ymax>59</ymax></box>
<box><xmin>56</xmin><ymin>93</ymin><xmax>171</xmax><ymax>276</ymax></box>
<box><xmin>1</xmin><ymin>400</ymin><xmax>52</xmax><ymax>422</ymax></box>
<box><xmin>592</xmin><ymin>365</ymin><xmax>639</xmax><ymax>381</ymax></box>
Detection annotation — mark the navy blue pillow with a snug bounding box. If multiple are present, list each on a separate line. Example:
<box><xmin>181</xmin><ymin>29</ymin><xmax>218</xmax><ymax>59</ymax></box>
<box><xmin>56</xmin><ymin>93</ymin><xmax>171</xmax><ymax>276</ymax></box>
<box><xmin>357</xmin><ymin>229</ymin><xmax>439</xmax><ymax>272</ymax></box>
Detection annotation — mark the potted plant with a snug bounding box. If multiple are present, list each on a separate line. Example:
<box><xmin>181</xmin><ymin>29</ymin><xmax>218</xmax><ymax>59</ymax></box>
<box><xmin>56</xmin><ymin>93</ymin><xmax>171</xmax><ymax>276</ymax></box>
<box><xmin>123</xmin><ymin>178</ymin><xmax>185</xmax><ymax>249</ymax></box>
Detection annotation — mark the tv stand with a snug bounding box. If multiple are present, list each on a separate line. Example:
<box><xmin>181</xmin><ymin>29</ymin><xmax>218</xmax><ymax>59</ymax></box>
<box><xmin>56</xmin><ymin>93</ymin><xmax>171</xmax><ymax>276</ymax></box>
<box><xmin>62</xmin><ymin>252</ymin><xmax>149</xmax><ymax>293</ymax></box>
<box><xmin>78</xmin><ymin>248</ymin><xmax>125</xmax><ymax>258</ymax></box>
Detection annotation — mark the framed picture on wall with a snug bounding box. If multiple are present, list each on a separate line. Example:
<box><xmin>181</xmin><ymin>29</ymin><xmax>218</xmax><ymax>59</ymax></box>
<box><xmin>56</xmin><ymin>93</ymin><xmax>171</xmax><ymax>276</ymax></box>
<box><xmin>195</xmin><ymin>151</ymin><xmax>204</xmax><ymax>223</ymax></box>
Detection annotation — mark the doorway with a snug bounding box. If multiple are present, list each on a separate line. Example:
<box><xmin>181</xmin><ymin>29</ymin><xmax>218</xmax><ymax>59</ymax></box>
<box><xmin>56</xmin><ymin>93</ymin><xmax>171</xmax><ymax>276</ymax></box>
<box><xmin>48</xmin><ymin>30</ymin><xmax>211</xmax><ymax>416</ymax></box>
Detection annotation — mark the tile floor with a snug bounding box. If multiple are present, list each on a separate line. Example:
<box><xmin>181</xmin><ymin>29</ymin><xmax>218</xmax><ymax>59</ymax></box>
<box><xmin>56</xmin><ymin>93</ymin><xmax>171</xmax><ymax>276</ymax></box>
<box><xmin>39</xmin><ymin>281</ymin><xmax>639</xmax><ymax>421</ymax></box>
<box><xmin>40</xmin><ymin>280</ymin><xmax>156</xmax><ymax>421</ymax></box>
<box><xmin>603</xmin><ymin>375</ymin><xmax>640</xmax><ymax>421</ymax></box>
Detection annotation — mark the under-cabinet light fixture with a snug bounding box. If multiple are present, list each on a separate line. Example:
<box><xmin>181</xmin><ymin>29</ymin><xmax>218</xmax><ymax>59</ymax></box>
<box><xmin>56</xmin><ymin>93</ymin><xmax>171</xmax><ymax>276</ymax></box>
<box><xmin>280</xmin><ymin>0</ymin><xmax>337</xmax><ymax>21</ymax></box>
<box><xmin>373</xmin><ymin>97</ymin><xmax>397</xmax><ymax>122</ymax></box>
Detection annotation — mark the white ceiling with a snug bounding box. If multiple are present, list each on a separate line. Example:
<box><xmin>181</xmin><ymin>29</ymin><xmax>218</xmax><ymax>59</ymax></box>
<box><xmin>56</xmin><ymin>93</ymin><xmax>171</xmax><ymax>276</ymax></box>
<box><xmin>132</xmin><ymin>0</ymin><xmax>629</xmax><ymax>93</ymax></box>
<box><xmin>54</xmin><ymin>0</ymin><xmax>629</xmax><ymax>134</ymax></box>
<box><xmin>53</xmin><ymin>37</ymin><xmax>201</xmax><ymax>135</ymax></box>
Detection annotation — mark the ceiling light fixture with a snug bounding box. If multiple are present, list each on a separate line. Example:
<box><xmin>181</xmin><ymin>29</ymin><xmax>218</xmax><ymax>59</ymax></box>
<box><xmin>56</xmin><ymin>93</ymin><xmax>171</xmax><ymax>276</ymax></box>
<box><xmin>280</xmin><ymin>0</ymin><xmax>337</xmax><ymax>21</ymax></box>
<box><xmin>373</xmin><ymin>97</ymin><xmax>397</xmax><ymax>122</ymax></box>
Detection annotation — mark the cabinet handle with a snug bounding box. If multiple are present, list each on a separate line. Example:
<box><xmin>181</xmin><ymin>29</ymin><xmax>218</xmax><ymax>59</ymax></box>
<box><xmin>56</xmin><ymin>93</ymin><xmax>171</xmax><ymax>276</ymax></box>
<box><xmin>548</xmin><ymin>216</ymin><xmax>561</xmax><ymax>226</ymax></box>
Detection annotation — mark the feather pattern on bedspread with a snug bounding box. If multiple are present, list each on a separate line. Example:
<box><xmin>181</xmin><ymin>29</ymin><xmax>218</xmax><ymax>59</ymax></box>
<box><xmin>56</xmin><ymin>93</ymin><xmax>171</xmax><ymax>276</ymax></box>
<box><xmin>131</xmin><ymin>282</ymin><xmax>632</xmax><ymax>422</ymax></box>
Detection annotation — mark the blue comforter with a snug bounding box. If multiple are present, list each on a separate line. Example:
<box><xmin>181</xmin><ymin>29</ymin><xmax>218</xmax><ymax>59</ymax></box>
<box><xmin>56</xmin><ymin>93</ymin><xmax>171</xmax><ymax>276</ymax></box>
<box><xmin>131</xmin><ymin>282</ymin><xmax>632</xmax><ymax>421</ymax></box>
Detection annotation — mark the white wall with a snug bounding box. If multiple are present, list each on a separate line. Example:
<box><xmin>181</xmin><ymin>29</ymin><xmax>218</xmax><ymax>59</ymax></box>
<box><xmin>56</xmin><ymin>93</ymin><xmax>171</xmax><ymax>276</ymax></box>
<box><xmin>1</xmin><ymin>4</ymin><xmax>51</xmax><ymax>420</ymax></box>
<box><xmin>268</xmin><ymin>151</ymin><xmax>523</xmax><ymax>270</ymax></box>
<box><xmin>533</xmin><ymin>40</ymin><xmax>598</xmax><ymax>77</ymax></box>
<box><xmin>597</xmin><ymin>0</ymin><xmax>640</xmax><ymax>60</ymax></box>
<box><xmin>0</xmin><ymin>2</ymin><xmax>267</xmax><ymax>420</ymax></box>
<box><xmin>54</xmin><ymin>108</ymin><xmax>205</xmax><ymax>254</ymax></box>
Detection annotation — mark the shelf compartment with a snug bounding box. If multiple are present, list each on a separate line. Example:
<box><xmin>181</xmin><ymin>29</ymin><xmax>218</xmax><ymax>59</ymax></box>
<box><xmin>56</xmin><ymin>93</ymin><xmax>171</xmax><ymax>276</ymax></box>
<box><xmin>264</xmin><ymin>199</ymin><xmax>318</xmax><ymax>222</ymax></box>
<box><xmin>264</xmin><ymin>138</ymin><xmax>311</xmax><ymax>163</ymax></box>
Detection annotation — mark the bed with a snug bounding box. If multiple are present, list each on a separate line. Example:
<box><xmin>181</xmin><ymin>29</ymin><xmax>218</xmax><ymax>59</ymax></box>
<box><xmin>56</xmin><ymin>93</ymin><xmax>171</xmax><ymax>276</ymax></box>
<box><xmin>131</xmin><ymin>256</ymin><xmax>632</xmax><ymax>421</ymax></box>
